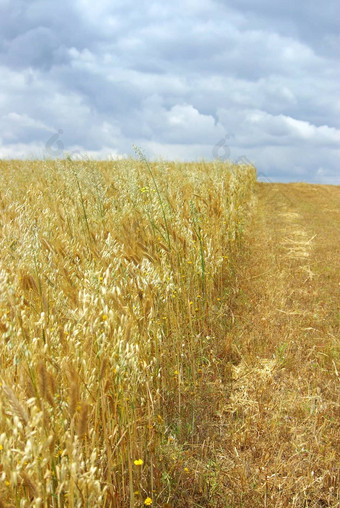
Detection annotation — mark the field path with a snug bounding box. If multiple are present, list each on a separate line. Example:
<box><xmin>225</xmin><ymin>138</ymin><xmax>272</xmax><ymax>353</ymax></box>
<box><xmin>219</xmin><ymin>183</ymin><xmax>340</xmax><ymax>507</ymax></box>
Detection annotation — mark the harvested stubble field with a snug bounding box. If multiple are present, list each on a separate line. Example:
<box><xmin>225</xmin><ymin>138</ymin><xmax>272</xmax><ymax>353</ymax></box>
<box><xmin>0</xmin><ymin>159</ymin><xmax>338</xmax><ymax>507</ymax></box>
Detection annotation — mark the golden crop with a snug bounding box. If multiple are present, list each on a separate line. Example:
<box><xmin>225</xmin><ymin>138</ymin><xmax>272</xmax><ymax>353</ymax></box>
<box><xmin>0</xmin><ymin>158</ymin><xmax>256</xmax><ymax>506</ymax></box>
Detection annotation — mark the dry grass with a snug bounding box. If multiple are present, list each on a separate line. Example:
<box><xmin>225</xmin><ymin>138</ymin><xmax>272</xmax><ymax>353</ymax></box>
<box><xmin>0</xmin><ymin>157</ymin><xmax>256</xmax><ymax>507</ymax></box>
<box><xmin>212</xmin><ymin>182</ymin><xmax>340</xmax><ymax>507</ymax></box>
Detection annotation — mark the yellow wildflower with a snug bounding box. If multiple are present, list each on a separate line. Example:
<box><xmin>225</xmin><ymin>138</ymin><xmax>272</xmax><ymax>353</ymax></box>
<box><xmin>134</xmin><ymin>459</ymin><xmax>143</xmax><ymax>466</ymax></box>
<box><xmin>144</xmin><ymin>498</ymin><xmax>152</xmax><ymax>506</ymax></box>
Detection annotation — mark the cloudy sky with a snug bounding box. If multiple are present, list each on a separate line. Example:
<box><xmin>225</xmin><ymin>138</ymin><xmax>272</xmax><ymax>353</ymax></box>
<box><xmin>0</xmin><ymin>0</ymin><xmax>339</xmax><ymax>183</ymax></box>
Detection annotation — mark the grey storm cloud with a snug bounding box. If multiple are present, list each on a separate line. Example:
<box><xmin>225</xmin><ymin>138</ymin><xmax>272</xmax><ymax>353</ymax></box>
<box><xmin>0</xmin><ymin>0</ymin><xmax>339</xmax><ymax>183</ymax></box>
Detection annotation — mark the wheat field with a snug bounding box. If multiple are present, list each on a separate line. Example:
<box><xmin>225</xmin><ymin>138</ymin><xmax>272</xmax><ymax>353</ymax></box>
<box><xmin>0</xmin><ymin>157</ymin><xmax>256</xmax><ymax>507</ymax></box>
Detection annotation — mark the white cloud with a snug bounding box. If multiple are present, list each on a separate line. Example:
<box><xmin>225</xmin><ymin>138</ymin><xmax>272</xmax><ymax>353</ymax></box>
<box><xmin>0</xmin><ymin>0</ymin><xmax>339</xmax><ymax>183</ymax></box>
